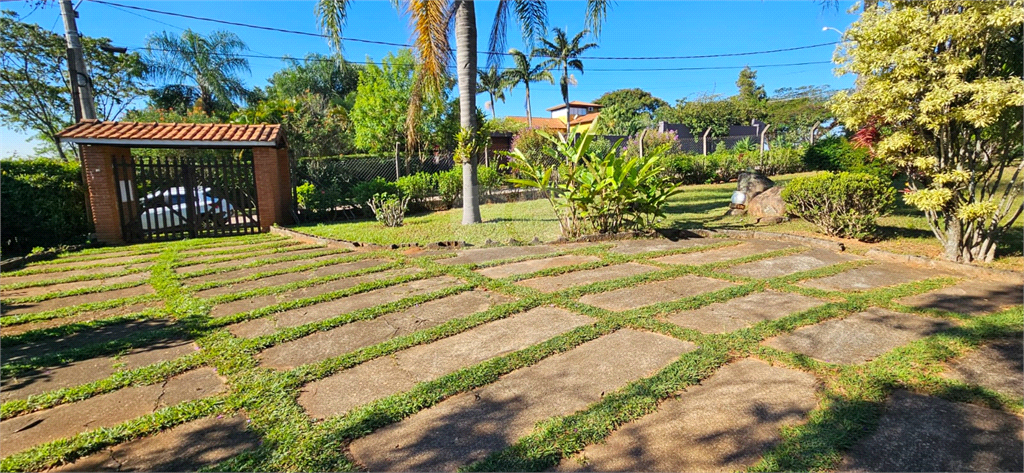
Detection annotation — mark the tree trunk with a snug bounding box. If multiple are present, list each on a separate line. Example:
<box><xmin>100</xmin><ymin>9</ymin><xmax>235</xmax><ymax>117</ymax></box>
<box><xmin>456</xmin><ymin>0</ymin><xmax>481</xmax><ymax>224</ymax></box>
<box><xmin>525</xmin><ymin>83</ymin><xmax>532</xmax><ymax>126</ymax></box>
<box><xmin>563</xmin><ymin>64</ymin><xmax>570</xmax><ymax>136</ymax></box>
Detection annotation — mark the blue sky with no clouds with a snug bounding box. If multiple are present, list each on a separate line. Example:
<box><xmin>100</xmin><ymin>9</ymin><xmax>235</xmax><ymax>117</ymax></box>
<box><xmin>0</xmin><ymin>0</ymin><xmax>862</xmax><ymax>156</ymax></box>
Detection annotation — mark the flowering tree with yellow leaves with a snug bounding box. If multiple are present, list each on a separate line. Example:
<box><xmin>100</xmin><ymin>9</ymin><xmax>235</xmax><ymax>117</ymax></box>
<box><xmin>831</xmin><ymin>0</ymin><xmax>1023</xmax><ymax>262</ymax></box>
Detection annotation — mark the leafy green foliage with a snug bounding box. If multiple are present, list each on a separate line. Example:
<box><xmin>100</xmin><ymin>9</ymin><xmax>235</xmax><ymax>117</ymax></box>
<box><xmin>144</xmin><ymin>29</ymin><xmax>251</xmax><ymax>115</ymax></box>
<box><xmin>350</xmin><ymin>50</ymin><xmax>416</xmax><ymax>154</ymax></box>
<box><xmin>622</xmin><ymin>130</ymin><xmax>679</xmax><ymax>157</ymax></box>
<box><xmin>436</xmin><ymin>167</ymin><xmax>463</xmax><ymax>209</ymax></box>
<box><xmin>396</xmin><ymin>172</ymin><xmax>437</xmax><ymax>206</ymax></box>
<box><xmin>831</xmin><ymin>0</ymin><xmax>1024</xmax><ymax>263</ymax></box>
<box><xmin>510</xmin><ymin>127</ymin><xmax>557</xmax><ymax>168</ymax></box>
<box><xmin>803</xmin><ymin>136</ymin><xmax>894</xmax><ymax>178</ymax></box>
<box><xmin>477</xmin><ymin>164</ymin><xmax>504</xmax><ymax>194</ymax></box>
<box><xmin>265</xmin><ymin>54</ymin><xmax>359</xmax><ymax>108</ymax></box>
<box><xmin>593</xmin><ymin>88</ymin><xmax>668</xmax><ymax>135</ymax></box>
<box><xmin>509</xmin><ymin>123</ymin><xmax>681</xmax><ymax>237</ymax></box>
<box><xmin>0</xmin><ymin>11</ymin><xmax>147</xmax><ymax>161</ymax></box>
<box><xmin>351</xmin><ymin>177</ymin><xmax>400</xmax><ymax>213</ymax></box>
<box><xmin>782</xmin><ymin>171</ymin><xmax>896</xmax><ymax>240</ymax></box>
<box><xmin>232</xmin><ymin>92</ymin><xmax>353</xmax><ymax>158</ymax></box>
<box><xmin>0</xmin><ymin>158</ymin><xmax>91</xmax><ymax>255</ymax></box>
<box><xmin>367</xmin><ymin>193</ymin><xmax>410</xmax><ymax>227</ymax></box>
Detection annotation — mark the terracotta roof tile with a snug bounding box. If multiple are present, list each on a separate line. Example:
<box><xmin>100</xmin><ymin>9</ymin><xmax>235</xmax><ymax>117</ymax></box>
<box><xmin>57</xmin><ymin>120</ymin><xmax>282</xmax><ymax>146</ymax></box>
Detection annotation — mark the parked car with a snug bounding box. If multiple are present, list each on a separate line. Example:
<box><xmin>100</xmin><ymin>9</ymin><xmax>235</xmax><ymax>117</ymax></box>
<box><xmin>140</xmin><ymin>186</ymin><xmax>234</xmax><ymax>230</ymax></box>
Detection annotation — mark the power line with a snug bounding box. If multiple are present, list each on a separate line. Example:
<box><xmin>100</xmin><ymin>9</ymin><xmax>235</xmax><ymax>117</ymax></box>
<box><xmin>90</xmin><ymin>0</ymin><xmax>837</xmax><ymax>61</ymax></box>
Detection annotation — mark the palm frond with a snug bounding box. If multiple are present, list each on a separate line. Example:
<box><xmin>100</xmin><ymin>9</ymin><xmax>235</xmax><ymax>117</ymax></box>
<box><xmin>584</xmin><ymin>0</ymin><xmax>612</xmax><ymax>38</ymax></box>
<box><xmin>315</xmin><ymin>0</ymin><xmax>351</xmax><ymax>52</ymax></box>
<box><xmin>512</xmin><ymin>0</ymin><xmax>547</xmax><ymax>49</ymax></box>
<box><xmin>487</xmin><ymin>0</ymin><xmax>510</xmax><ymax>70</ymax></box>
<box><xmin>407</xmin><ymin>0</ymin><xmax>452</xmax><ymax>99</ymax></box>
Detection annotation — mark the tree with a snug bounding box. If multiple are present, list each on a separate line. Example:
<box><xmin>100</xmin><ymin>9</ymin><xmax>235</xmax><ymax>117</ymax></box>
<box><xmin>593</xmin><ymin>88</ymin><xmax>668</xmax><ymax>135</ymax></box>
<box><xmin>0</xmin><ymin>11</ymin><xmax>147</xmax><ymax>161</ymax></box>
<box><xmin>266</xmin><ymin>53</ymin><xmax>359</xmax><ymax>109</ymax></box>
<box><xmin>476</xmin><ymin>64</ymin><xmax>506</xmax><ymax>118</ymax></box>
<box><xmin>659</xmin><ymin>94</ymin><xmax>740</xmax><ymax>138</ymax></box>
<box><xmin>534</xmin><ymin>27</ymin><xmax>598</xmax><ymax>135</ymax></box>
<box><xmin>765</xmin><ymin>85</ymin><xmax>834</xmax><ymax>146</ymax></box>
<box><xmin>501</xmin><ymin>48</ymin><xmax>553</xmax><ymax>126</ymax></box>
<box><xmin>315</xmin><ymin>0</ymin><xmax>609</xmax><ymax>224</ymax></box>
<box><xmin>349</xmin><ymin>50</ymin><xmax>416</xmax><ymax>156</ymax></box>
<box><xmin>144</xmin><ymin>29</ymin><xmax>251</xmax><ymax>115</ymax></box>
<box><xmin>831</xmin><ymin>0</ymin><xmax>1024</xmax><ymax>263</ymax></box>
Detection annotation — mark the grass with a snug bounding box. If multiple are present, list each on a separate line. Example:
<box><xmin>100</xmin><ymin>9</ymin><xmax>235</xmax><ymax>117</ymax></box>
<box><xmin>1</xmin><ymin>231</ymin><xmax>1020</xmax><ymax>472</ymax></box>
<box><xmin>294</xmin><ymin>171</ymin><xmax>1023</xmax><ymax>272</ymax></box>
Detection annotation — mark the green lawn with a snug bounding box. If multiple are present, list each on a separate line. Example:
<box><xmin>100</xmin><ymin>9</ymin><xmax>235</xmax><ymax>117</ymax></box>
<box><xmin>293</xmin><ymin>171</ymin><xmax>1023</xmax><ymax>271</ymax></box>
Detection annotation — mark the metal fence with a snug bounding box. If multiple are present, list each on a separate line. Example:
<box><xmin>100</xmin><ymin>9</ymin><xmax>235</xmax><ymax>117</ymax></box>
<box><xmin>296</xmin><ymin>153</ymin><xmax>457</xmax><ymax>184</ymax></box>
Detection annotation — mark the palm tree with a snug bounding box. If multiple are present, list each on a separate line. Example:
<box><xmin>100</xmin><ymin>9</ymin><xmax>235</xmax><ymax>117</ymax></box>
<box><xmin>533</xmin><ymin>27</ymin><xmax>598</xmax><ymax>135</ymax></box>
<box><xmin>501</xmin><ymin>49</ymin><xmax>553</xmax><ymax>127</ymax></box>
<box><xmin>477</xmin><ymin>65</ymin><xmax>507</xmax><ymax>119</ymax></box>
<box><xmin>315</xmin><ymin>0</ymin><xmax>609</xmax><ymax>224</ymax></box>
<box><xmin>144</xmin><ymin>29</ymin><xmax>251</xmax><ymax>115</ymax></box>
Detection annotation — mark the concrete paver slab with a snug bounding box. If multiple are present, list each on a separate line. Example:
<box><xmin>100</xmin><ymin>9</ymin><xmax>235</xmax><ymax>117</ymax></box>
<box><xmin>2</xmin><ymin>318</ymin><xmax>175</xmax><ymax>362</ymax></box>
<box><xmin>608</xmin><ymin>237</ymin><xmax>716</xmax><ymax>255</ymax></box>
<box><xmin>2</xmin><ymin>272</ymin><xmax>150</xmax><ymax>300</ymax></box>
<box><xmin>49</xmin><ymin>413</ymin><xmax>258</xmax><ymax>473</ymax></box>
<box><xmin>0</xmin><ymin>266</ymin><xmax>136</xmax><ymax>286</ymax></box>
<box><xmin>763</xmin><ymin>307</ymin><xmax>955</xmax><ymax>364</ymax></box>
<box><xmin>347</xmin><ymin>329</ymin><xmax>695</xmax><ymax>472</ymax></box>
<box><xmin>25</xmin><ymin>254</ymin><xmax>155</xmax><ymax>272</ymax></box>
<box><xmin>195</xmin><ymin>259</ymin><xmax>388</xmax><ymax>298</ymax></box>
<box><xmin>208</xmin><ymin>267</ymin><xmax>419</xmax><ymax>318</ymax></box>
<box><xmin>840</xmin><ymin>390</ymin><xmax>1023</xmax><ymax>472</ymax></box>
<box><xmin>517</xmin><ymin>263</ymin><xmax>658</xmax><ymax>293</ymax></box>
<box><xmin>258</xmin><ymin>290</ymin><xmax>512</xmax><ymax>370</ymax></box>
<box><xmin>557</xmin><ymin>359</ymin><xmax>817</xmax><ymax>472</ymax></box>
<box><xmin>299</xmin><ymin>306</ymin><xmax>593</xmax><ymax>419</ymax></box>
<box><xmin>1</xmin><ymin>285</ymin><xmax>154</xmax><ymax>316</ymax></box>
<box><xmin>943</xmin><ymin>338</ymin><xmax>1023</xmax><ymax>398</ymax></box>
<box><xmin>186</xmin><ymin>253</ymin><xmax>366</xmax><ymax>286</ymax></box>
<box><xmin>578</xmin><ymin>275</ymin><xmax>736</xmax><ymax>311</ymax></box>
<box><xmin>0</xmin><ymin>302</ymin><xmax>163</xmax><ymax>339</ymax></box>
<box><xmin>172</xmin><ymin>247</ymin><xmax>325</xmax><ymax>274</ymax></box>
<box><xmin>799</xmin><ymin>263</ymin><xmax>942</xmax><ymax>292</ymax></box>
<box><xmin>227</xmin><ymin>275</ymin><xmax>461</xmax><ymax>338</ymax></box>
<box><xmin>725</xmin><ymin>249</ymin><xmax>860</xmax><ymax>279</ymax></box>
<box><xmin>0</xmin><ymin>368</ymin><xmax>226</xmax><ymax>456</ymax></box>
<box><xmin>652</xmin><ymin>240</ymin><xmax>799</xmax><ymax>266</ymax></box>
<box><xmin>437</xmin><ymin>245</ymin><xmax>576</xmax><ymax>266</ymax></box>
<box><xmin>896</xmin><ymin>280</ymin><xmax>1022</xmax><ymax>316</ymax></box>
<box><xmin>476</xmin><ymin>255</ymin><xmax>599</xmax><ymax>279</ymax></box>
<box><xmin>2</xmin><ymin>340</ymin><xmax>197</xmax><ymax>402</ymax></box>
<box><xmin>665</xmin><ymin>290</ymin><xmax>828</xmax><ymax>334</ymax></box>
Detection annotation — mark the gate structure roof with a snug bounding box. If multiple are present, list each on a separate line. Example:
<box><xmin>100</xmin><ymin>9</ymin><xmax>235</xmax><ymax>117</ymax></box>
<box><xmin>57</xmin><ymin>120</ymin><xmax>283</xmax><ymax>148</ymax></box>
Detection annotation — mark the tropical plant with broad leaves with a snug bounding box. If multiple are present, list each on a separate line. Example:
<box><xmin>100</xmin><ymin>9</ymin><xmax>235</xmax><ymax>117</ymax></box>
<box><xmin>315</xmin><ymin>0</ymin><xmax>609</xmax><ymax>224</ymax></box>
<box><xmin>533</xmin><ymin>27</ymin><xmax>598</xmax><ymax>135</ymax></box>
<box><xmin>144</xmin><ymin>29</ymin><xmax>251</xmax><ymax>115</ymax></box>
<box><xmin>501</xmin><ymin>48</ymin><xmax>553</xmax><ymax>127</ymax></box>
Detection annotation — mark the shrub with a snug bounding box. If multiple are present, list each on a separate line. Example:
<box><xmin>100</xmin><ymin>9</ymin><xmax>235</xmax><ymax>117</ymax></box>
<box><xmin>803</xmin><ymin>136</ymin><xmax>895</xmax><ymax>178</ymax></box>
<box><xmin>782</xmin><ymin>171</ymin><xmax>896</xmax><ymax>240</ymax></box>
<box><xmin>350</xmin><ymin>177</ymin><xmax>399</xmax><ymax>213</ymax></box>
<box><xmin>435</xmin><ymin>167</ymin><xmax>462</xmax><ymax>208</ymax></box>
<box><xmin>396</xmin><ymin>172</ymin><xmax>436</xmax><ymax>206</ymax></box>
<box><xmin>510</xmin><ymin>127</ymin><xmax>556</xmax><ymax>168</ymax></box>
<box><xmin>477</xmin><ymin>164</ymin><xmax>504</xmax><ymax>194</ymax></box>
<box><xmin>623</xmin><ymin>129</ymin><xmax>680</xmax><ymax>157</ymax></box>
<box><xmin>295</xmin><ymin>182</ymin><xmax>340</xmax><ymax>216</ymax></box>
<box><xmin>366</xmin><ymin>192</ymin><xmax>410</xmax><ymax>227</ymax></box>
<box><xmin>1</xmin><ymin>158</ymin><xmax>91</xmax><ymax>255</ymax></box>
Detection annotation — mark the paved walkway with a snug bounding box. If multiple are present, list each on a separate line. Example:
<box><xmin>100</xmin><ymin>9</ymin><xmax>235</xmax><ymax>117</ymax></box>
<box><xmin>0</xmin><ymin>234</ymin><xmax>1020</xmax><ymax>472</ymax></box>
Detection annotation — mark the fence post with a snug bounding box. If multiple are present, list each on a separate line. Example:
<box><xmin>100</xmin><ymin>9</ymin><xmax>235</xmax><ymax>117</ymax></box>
<box><xmin>760</xmin><ymin>124</ymin><xmax>770</xmax><ymax>159</ymax></box>
<box><xmin>394</xmin><ymin>143</ymin><xmax>400</xmax><ymax>181</ymax></box>
<box><xmin>702</xmin><ymin>127</ymin><xmax>712</xmax><ymax>156</ymax></box>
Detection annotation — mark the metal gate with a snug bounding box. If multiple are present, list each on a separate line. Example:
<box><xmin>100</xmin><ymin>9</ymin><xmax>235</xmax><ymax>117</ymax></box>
<box><xmin>113</xmin><ymin>151</ymin><xmax>261</xmax><ymax>242</ymax></box>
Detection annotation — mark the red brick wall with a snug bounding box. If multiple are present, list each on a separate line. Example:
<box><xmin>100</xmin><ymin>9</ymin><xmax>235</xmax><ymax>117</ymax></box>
<box><xmin>253</xmin><ymin>146</ymin><xmax>293</xmax><ymax>231</ymax></box>
<box><xmin>81</xmin><ymin>145</ymin><xmax>130</xmax><ymax>244</ymax></box>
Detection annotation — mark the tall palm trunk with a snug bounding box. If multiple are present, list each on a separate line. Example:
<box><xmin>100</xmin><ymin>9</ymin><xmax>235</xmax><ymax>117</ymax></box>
<box><xmin>456</xmin><ymin>0</ymin><xmax>481</xmax><ymax>224</ymax></box>
<box><xmin>562</xmin><ymin>63</ymin><xmax>570</xmax><ymax>135</ymax></box>
<box><xmin>525</xmin><ymin>82</ymin><xmax>532</xmax><ymax>126</ymax></box>
<box><xmin>488</xmin><ymin>91</ymin><xmax>496</xmax><ymax>118</ymax></box>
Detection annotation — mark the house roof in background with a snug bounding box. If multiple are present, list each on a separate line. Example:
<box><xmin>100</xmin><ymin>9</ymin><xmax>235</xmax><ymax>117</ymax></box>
<box><xmin>546</xmin><ymin>101</ymin><xmax>604</xmax><ymax>111</ymax></box>
<box><xmin>569</xmin><ymin>112</ymin><xmax>601</xmax><ymax>125</ymax></box>
<box><xmin>57</xmin><ymin>120</ymin><xmax>284</xmax><ymax>148</ymax></box>
<box><xmin>507</xmin><ymin>116</ymin><xmax>567</xmax><ymax>130</ymax></box>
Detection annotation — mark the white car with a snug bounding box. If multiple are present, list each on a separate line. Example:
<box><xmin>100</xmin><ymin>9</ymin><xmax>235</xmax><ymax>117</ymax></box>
<box><xmin>140</xmin><ymin>186</ymin><xmax>234</xmax><ymax>230</ymax></box>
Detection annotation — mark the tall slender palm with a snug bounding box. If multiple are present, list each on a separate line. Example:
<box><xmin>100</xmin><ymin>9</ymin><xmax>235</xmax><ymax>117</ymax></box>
<box><xmin>477</xmin><ymin>65</ymin><xmax>507</xmax><ymax>119</ymax></box>
<box><xmin>316</xmin><ymin>0</ymin><xmax>608</xmax><ymax>224</ymax></box>
<box><xmin>144</xmin><ymin>29</ymin><xmax>250</xmax><ymax>115</ymax></box>
<box><xmin>533</xmin><ymin>27</ymin><xmax>598</xmax><ymax>135</ymax></box>
<box><xmin>501</xmin><ymin>49</ymin><xmax>553</xmax><ymax>126</ymax></box>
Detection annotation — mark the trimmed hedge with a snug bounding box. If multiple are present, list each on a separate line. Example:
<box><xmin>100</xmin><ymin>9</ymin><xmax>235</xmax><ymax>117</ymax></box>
<box><xmin>1</xmin><ymin>158</ymin><xmax>91</xmax><ymax>255</ymax></box>
<box><xmin>782</xmin><ymin>171</ymin><xmax>896</xmax><ymax>240</ymax></box>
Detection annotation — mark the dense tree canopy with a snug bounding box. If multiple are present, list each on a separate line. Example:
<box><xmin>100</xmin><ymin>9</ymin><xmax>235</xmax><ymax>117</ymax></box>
<box><xmin>832</xmin><ymin>0</ymin><xmax>1023</xmax><ymax>262</ymax></box>
<box><xmin>594</xmin><ymin>88</ymin><xmax>668</xmax><ymax>135</ymax></box>
<box><xmin>265</xmin><ymin>53</ymin><xmax>359</xmax><ymax>109</ymax></box>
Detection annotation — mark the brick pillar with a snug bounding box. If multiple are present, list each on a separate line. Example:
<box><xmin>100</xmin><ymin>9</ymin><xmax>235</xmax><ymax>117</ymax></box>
<box><xmin>81</xmin><ymin>145</ymin><xmax>130</xmax><ymax>244</ymax></box>
<box><xmin>253</xmin><ymin>146</ymin><xmax>292</xmax><ymax>231</ymax></box>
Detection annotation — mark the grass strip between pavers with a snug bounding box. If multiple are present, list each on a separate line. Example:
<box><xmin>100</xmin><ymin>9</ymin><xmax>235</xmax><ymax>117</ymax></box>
<box><xmin>0</xmin><ymin>294</ymin><xmax>164</xmax><ymax>327</ymax></box>
<box><xmin>1</xmin><ymin>280</ymin><xmax>151</xmax><ymax>305</ymax></box>
<box><xmin>201</xmin><ymin>261</ymin><xmax>406</xmax><ymax>305</ymax></box>
<box><xmin>182</xmin><ymin>251</ymin><xmax>377</xmax><ymax>290</ymax></box>
<box><xmin>0</xmin><ymin>267</ymin><xmax>149</xmax><ymax>291</ymax></box>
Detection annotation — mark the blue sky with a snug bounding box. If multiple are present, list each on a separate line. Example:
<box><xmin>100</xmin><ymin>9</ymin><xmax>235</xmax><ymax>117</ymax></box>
<box><xmin>1</xmin><ymin>0</ymin><xmax>862</xmax><ymax>156</ymax></box>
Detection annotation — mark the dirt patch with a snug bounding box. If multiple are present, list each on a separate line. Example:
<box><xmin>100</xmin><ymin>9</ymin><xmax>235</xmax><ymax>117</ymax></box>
<box><xmin>896</xmin><ymin>280</ymin><xmax>1023</xmax><ymax>316</ymax></box>
<box><xmin>763</xmin><ymin>307</ymin><xmax>955</xmax><ymax>364</ymax></box>
<box><xmin>208</xmin><ymin>267</ymin><xmax>419</xmax><ymax>319</ymax></box>
<box><xmin>579</xmin><ymin>275</ymin><xmax>736</xmax><ymax>312</ymax></box>
<box><xmin>476</xmin><ymin>255</ymin><xmax>600</xmax><ymax>279</ymax></box>
<box><xmin>0</xmin><ymin>368</ymin><xmax>226</xmax><ymax>457</ymax></box>
<box><xmin>557</xmin><ymin>359</ymin><xmax>817</xmax><ymax>472</ymax></box>
<box><xmin>298</xmin><ymin>306</ymin><xmax>591</xmax><ymax>419</ymax></box>
<box><xmin>226</xmin><ymin>276</ymin><xmax>460</xmax><ymax>338</ymax></box>
<box><xmin>347</xmin><ymin>329</ymin><xmax>694</xmax><ymax>472</ymax></box>
<box><xmin>48</xmin><ymin>413</ymin><xmax>258</xmax><ymax>472</ymax></box>
<box><xmin>194</xmin><ymin>259</ymin><xmax>388</xmax><ymax>298</ymax></box>
<box><xmin>518</xmin><ymin>263</ymin><xmax>659</xmax><ymax>293</ymax></box>
<box><xmin>840</xmin><ymin>390</ymin><xmax>1023</xmax><ymax>472</ymax></box>
<box><xmin>664</xmin><ymin>291</ymin><xmax>827</xmax><ymax>334</ymax></box>
<box><xmin>259</xmin><ymin>290</ymin><xmax>512</xmax><ymax>370</ymax></box>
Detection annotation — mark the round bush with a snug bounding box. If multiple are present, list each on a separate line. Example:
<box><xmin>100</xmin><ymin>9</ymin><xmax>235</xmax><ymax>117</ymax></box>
<box><xmin>782</xmin><ymin>171</ymin><xmax>896</xmax><ymax>240</ymax></box>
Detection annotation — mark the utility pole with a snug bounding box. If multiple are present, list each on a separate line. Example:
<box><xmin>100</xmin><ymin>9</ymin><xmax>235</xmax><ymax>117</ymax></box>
<box><xmin>60</xmin><ymin>0</ymin><xmax>96</xmax><ymax>121</ymax></box>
